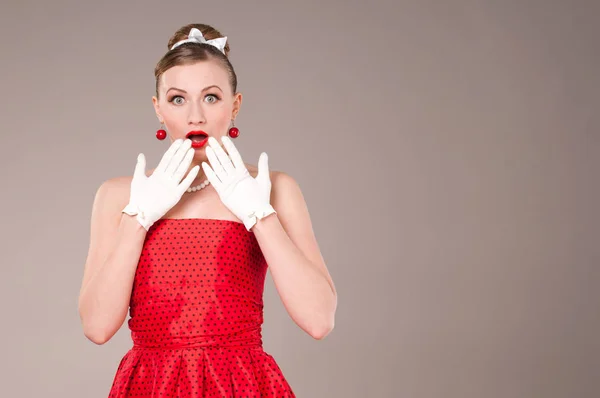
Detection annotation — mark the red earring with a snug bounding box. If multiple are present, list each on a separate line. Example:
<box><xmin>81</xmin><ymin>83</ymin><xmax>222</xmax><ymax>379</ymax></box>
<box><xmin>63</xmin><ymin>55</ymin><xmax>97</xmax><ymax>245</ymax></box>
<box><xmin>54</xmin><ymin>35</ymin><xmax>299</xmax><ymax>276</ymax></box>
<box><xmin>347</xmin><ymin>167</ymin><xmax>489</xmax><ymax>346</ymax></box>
<box><xmin>228</xmin><ymin>120</ymin><xmax>239</xmax><ymax>138</ymax></box>
<box><xmin>156</xmin><ymin>123</ymin><xmax>167</xmax><ymax>140</ymax></box>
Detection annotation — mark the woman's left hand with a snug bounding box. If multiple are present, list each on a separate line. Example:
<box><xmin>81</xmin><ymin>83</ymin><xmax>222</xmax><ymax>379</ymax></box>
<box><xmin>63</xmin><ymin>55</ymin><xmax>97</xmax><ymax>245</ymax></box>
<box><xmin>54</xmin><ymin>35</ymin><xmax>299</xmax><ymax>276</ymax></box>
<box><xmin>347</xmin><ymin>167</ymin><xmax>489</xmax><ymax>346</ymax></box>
<box><xmin>202</xmin><ymin>136</ymin><xmax>276</xmax><ymax>231</ymax></box>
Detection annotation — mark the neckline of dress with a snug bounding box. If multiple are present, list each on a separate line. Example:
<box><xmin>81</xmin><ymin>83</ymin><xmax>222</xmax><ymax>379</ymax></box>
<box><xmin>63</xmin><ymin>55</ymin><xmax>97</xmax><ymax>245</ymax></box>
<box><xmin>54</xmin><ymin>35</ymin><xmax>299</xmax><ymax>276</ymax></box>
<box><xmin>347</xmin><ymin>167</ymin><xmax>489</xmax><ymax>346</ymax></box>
<box><xmin>157</xmin><ymin>217</ymin><xmax>244</xmax><ymax>226</ymax></box>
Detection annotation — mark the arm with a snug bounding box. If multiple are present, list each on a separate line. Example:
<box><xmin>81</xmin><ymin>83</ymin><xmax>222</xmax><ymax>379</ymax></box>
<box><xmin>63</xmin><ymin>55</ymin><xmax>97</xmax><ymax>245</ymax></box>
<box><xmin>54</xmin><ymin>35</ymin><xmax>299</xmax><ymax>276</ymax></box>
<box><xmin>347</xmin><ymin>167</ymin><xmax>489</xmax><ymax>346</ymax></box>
<box><xmin>79</xmin><ymin>141</ymin><xmax>199</xmax><ymax>344</ymax></box>
<box><xmin>252</xmin><ymin>172</ymin><xmax>337</xmax><ymax>340</ymax></box>
<box><xmin>78</xmin><ymin>178</ymin><xmax>147</xmax><ymax>344</ymax></box>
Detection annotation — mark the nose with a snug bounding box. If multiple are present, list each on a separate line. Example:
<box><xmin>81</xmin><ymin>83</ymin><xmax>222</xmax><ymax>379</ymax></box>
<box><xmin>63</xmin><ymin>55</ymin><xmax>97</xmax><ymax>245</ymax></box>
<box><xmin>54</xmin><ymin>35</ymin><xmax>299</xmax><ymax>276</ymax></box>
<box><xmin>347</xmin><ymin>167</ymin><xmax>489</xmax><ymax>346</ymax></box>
<box><xmin>187</xmin><ymin>101</ymin><xmax>206</xmax><ymax>125</ymax></box>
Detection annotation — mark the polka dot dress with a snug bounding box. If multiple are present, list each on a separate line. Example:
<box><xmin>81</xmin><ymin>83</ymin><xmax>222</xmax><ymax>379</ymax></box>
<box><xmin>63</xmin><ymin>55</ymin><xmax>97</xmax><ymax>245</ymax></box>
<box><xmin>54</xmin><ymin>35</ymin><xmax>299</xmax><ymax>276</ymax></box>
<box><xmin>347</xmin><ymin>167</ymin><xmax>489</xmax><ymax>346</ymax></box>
<box><xmin>108</xmin><ymin>219</ymin><xmax>296</xmax><ymax>397</ymax></box>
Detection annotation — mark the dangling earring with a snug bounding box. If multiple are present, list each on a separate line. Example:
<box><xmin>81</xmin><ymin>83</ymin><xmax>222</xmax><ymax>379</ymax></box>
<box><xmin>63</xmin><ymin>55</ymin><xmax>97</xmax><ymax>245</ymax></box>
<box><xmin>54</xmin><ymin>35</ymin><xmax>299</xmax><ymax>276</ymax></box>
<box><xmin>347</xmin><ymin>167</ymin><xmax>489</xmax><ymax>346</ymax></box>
<box><xmin>156</xmin><ymin>123</ymin><xmax>167</xmax><ymax>140</ymax></box>
<box><xmin>228</xmin><ymin>119</ymin><xmax>240</xmax><ymax>138</ymax></box>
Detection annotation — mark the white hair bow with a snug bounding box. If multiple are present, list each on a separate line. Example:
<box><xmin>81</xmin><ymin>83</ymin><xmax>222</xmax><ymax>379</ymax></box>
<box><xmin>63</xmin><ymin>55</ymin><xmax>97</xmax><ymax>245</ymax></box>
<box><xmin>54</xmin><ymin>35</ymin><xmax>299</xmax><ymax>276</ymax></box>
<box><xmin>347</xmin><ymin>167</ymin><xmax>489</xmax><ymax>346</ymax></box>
<box><xmin>170</xmin><ymin>28</ymin><xmax>227</xmax><ymax>54</ymax></box>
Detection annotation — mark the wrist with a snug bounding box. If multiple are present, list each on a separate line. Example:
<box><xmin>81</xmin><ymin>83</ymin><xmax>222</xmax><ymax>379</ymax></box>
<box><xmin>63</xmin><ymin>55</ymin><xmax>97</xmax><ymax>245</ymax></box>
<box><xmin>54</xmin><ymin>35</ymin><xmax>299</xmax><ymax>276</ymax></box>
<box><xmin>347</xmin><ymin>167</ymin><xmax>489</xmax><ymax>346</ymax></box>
<box><xmin>122</xmin><ymin>203</ymin><xmax>153</xmax><ymax>231</ymax></box>
<box><xmin>250</xmin><ymin>211</ymin><xmax>278</xmax><ymax>233</ymax></box>
<box><xmin>121</xmin><ymin>212</ymin><xmax>149</xmax><ymax>234</ymax></box>
<box><xmin>243</xmin><ymin>204</ymin><xmax>277</xmax><ymax>231</ymax></box>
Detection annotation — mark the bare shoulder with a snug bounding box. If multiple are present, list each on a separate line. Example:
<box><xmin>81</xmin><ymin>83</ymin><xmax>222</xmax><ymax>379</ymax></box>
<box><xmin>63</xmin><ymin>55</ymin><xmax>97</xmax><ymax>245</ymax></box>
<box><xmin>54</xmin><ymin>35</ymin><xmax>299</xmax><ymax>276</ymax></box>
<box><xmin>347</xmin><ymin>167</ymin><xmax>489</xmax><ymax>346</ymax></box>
<box><xmin>265</xmin><ymin>168</ymin><xmax>309</xmax><ymax>221</ymax></box>
<box><xmin>243</xmin><ymin>164</ymin><xmax>300</xmax><ymax>200</ymax></box>
<box><xmin>270</xmin><ymin>170</ymin><xmax>302</xmax><ymax>199</ymax></box>
<box><xmin>93</xmin><ymin>164</ymin><xmax>159</xmax><ymax>211</ymax></box>
<box><xmin>93</xmin><ymin>175</ymin><xmax>133</xmax><ymax>213</ymax></box>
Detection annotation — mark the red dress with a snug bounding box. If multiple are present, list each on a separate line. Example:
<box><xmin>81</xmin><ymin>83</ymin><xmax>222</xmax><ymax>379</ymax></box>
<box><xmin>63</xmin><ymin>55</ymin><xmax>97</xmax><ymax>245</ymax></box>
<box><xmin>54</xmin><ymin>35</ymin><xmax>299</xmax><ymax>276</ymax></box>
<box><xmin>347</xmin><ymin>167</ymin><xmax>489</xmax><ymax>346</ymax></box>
<box><xmin>108</xmin><ymin>218</ymin><xmax>296</xmax><ymax>397</ymax></box>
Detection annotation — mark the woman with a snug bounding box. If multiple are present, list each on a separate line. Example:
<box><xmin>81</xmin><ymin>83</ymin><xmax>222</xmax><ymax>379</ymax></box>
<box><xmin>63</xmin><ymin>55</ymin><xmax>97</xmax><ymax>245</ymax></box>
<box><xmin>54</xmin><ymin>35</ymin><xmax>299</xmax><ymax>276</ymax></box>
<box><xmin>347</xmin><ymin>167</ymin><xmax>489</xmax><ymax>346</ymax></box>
<box><xmin>78</xmin><ymin>23</ymin><xmax>337</xmax><ymax>397</ymax></box>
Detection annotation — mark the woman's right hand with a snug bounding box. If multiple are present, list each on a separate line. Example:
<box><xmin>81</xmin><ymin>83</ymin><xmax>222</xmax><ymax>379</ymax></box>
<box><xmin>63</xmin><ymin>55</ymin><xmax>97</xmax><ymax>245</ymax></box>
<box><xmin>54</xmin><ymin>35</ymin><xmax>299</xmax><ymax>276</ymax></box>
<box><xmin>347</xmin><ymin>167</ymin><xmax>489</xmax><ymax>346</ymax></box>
<box><xmin>122</xmin><ymin>139</ymin><xmax>199</xmax><ymax>230</ymax></box>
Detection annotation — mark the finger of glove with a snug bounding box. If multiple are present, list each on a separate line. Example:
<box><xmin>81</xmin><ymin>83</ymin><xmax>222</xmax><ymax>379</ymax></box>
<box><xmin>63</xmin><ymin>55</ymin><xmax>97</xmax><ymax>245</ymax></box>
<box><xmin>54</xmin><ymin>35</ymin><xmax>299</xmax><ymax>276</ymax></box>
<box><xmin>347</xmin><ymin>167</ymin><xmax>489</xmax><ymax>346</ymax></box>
<box><xmin>208</xmin><ymin>137</ymin><xmax>235</xmax><ymax>174</ymax></box>
<box><xmin>165</xmin><ymin>139</ymin><xmax>193</xmax><ymax>175</ymax></box>
<box><xmin>176</xmin><ymin>165</ymin><xmax>200</xmax><ymax>197</ymax></box>
<box><xmin>133</xmin><ymin>153</ymin><xmax>147</xmax><ymax>180</ymax></box>
<box><xmin>202</xmin><ymin>162</ymin><xmax>223</xmax><ymax>193</ymax></box>
<box><xmin>221</xmin><ymin>136</ymin><xmax>245</xmax><ymax>170</ymax></box>
<box><xmin>256</xmin><ymin>152</ymin><xmax>270</xmax><ymax>185</ymax></box>
<box><xmin>172</xmin><ymin>147</ymin><xmax>196</xmax><ymax>183</ymax></box>
<box><xmin>155</xmin><ymin>139</ymin><xmax>184</xmax><ymax>173</ymax></box>
<box><xmin>205</xmin><ymin>146</ymin><xmax>228</xmax><ymax>182</ymax></box>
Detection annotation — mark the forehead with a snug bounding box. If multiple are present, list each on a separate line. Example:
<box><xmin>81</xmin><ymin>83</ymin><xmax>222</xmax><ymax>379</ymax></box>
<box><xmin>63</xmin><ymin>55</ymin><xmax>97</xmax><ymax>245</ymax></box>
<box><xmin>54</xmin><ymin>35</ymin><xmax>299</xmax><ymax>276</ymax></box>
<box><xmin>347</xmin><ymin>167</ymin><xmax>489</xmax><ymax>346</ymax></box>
<box><xmin>160</xmin><ymin>60</ymin><xmax>230</xmax><ymax>92</ymax></box>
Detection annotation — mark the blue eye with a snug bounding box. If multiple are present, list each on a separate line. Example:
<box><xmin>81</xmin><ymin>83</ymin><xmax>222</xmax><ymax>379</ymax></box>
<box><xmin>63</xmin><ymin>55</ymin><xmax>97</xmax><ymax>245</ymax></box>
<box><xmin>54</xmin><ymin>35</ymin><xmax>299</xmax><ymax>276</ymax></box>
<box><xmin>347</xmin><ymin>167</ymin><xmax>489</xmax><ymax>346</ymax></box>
<box><xmin>168</xmin><ymin>95</ymin><xmax>185</xmax><ymax>105</ymax></box>
<box><xmin>205</xmin><ymin>94</ymin><xmax>220</xmax><ymax>103</ymax></box>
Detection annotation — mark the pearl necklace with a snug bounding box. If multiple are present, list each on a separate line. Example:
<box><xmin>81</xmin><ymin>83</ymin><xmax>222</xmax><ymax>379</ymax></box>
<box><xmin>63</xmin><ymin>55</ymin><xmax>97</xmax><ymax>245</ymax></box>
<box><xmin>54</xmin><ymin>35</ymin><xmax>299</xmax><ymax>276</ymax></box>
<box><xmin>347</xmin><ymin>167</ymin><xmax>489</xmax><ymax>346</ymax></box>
<box><xmin>186</xmin><ymin>179</ymin><xmax>210</xmax><ymax>193</ymax></box>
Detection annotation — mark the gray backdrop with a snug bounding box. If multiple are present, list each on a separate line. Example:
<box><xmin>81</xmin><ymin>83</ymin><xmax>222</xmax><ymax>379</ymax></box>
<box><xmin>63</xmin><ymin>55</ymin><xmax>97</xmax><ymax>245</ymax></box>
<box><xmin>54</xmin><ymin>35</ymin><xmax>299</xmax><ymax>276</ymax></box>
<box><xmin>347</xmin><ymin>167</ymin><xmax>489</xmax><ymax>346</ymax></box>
<box><xmin>0</xmin><ymin>0</ymin><xmax>598</xmax><ymax>397</ymax></box>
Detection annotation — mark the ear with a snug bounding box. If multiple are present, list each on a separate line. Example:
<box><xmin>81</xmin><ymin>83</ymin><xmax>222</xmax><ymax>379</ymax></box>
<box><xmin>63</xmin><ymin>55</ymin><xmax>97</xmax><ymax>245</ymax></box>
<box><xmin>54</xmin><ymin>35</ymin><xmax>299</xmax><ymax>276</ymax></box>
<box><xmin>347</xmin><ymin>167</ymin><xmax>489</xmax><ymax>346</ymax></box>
<box><xmin>152</xmin><ymin>96</ymin><xmax>162</xmax><ymax>122</ymax></box>
<box><xmin>232</xmin><ymin>92</ymin><xmax>243</xmax><ymax>118</ymax></box>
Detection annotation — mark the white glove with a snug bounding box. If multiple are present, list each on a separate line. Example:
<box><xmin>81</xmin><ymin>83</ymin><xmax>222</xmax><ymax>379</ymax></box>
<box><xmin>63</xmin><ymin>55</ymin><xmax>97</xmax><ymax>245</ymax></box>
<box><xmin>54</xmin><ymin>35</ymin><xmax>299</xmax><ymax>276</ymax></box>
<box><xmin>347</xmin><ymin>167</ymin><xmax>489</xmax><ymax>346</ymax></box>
<box><xmin>202</xmin><ymin>136</ymin><xmax>276</xmax><ymax>231</ymax></box>
<box><xmin>122</xmin><ymin>139</ymin><xmax>200</xmax><ymax>231</ymax></box>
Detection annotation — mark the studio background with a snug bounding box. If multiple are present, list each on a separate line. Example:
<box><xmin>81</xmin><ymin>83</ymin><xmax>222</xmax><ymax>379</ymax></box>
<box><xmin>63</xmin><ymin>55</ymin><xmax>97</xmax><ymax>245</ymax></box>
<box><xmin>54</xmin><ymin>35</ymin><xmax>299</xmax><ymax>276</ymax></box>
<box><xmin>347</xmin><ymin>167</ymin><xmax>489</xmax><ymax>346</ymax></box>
<box><xmin>0</xmin><ymin>0</ymin><xmax>598</xmax><ymax>397</ymax></box>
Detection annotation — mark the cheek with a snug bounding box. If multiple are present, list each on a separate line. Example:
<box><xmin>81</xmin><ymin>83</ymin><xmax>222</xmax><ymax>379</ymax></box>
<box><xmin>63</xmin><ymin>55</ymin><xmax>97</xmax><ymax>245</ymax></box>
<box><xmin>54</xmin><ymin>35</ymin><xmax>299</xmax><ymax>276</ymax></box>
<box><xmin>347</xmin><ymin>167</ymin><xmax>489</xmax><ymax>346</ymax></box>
<box><xmin>159</xmin><ymin>107</ymin><xmax>178</xmax><ymax>124</ymax></box>
<box><xmin>219</xmin><ymin>114</ymin><xmax>231</xmax><ymax>127</ymax></box>
<box><xmin>213</xmin><ymin>108</ymin><xmax>232</xmax><ymax>129</ymax></box>
<box><xmin>162</xmin><ymin>110</ymin><xmax>187</xmax><ymax>130</ymax></box>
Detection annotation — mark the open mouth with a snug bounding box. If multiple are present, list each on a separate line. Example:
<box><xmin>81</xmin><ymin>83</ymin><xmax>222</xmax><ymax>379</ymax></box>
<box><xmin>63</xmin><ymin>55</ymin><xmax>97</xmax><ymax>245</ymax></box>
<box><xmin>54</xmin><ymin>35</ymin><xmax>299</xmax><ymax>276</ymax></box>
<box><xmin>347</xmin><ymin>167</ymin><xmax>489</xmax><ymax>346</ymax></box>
<box><xmin>186</xmin><ymin>131</ymin><xmax>209</xmax><ymax>148</ymax></box>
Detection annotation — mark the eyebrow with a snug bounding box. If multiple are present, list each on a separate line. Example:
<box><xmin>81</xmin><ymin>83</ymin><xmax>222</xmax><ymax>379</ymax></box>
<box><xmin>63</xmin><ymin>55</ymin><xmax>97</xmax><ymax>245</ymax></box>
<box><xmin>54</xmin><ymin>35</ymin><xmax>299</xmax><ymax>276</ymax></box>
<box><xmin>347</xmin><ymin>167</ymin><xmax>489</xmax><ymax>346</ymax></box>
<box><xmin>166</xmin><ymin>85</ymin><xmax>223</xmax><ymax>94</ymax></box>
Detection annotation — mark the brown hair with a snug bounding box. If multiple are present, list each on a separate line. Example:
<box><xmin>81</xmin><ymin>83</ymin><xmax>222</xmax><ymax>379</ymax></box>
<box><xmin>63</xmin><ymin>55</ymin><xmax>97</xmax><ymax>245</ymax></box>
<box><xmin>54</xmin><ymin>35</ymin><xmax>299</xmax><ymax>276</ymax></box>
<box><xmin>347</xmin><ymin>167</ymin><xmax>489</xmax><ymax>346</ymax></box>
<box><xmin>154</xmin><ymin>23</ymin><xmax>238</xmax><ymax>97</ymax></box>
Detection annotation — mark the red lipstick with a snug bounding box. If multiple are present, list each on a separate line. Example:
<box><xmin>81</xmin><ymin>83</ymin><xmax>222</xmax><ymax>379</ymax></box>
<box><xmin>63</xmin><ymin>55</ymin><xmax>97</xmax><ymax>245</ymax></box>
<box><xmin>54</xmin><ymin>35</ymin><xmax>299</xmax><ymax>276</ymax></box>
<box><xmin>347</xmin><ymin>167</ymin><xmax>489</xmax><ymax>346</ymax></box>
<box><xmin>186</xmin><ymin>131</ymin><xmax>209</xmax><ymax>149</ymax></box>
